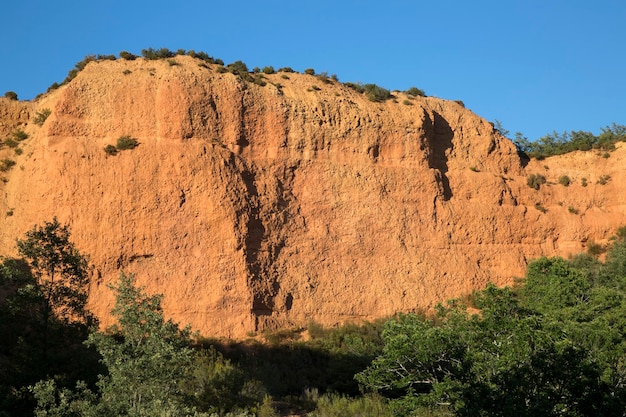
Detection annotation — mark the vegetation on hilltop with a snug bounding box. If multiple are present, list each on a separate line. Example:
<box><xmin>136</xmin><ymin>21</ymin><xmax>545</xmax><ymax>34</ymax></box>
<box><xmin>37</xmin><ymin>48</ymin><xmax>426</xmax><ymax>105</ymax></box>
<box><xmin>496</xmin><ymin>120</ymin><xmax>626</xmax><ymax>160</ymax></box>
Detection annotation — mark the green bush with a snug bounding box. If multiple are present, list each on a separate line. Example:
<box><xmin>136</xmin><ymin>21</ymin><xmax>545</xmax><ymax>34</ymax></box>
<box><xmin>4</xmin><ymin>91</ymin><xmax>18</xmax><ymax>100</ymax></box>
<box><xmin>581</xmin><ymin>177</ymin><xmax>588</xmax><ymax>187</ymax></box>
<box><xmin>598</xmin><ymin>174</ymin><xmax>611</xmax><ymax>185</ymax></box>
<box><xmin>33</xmin><ymin>108</ymin><xmax>52</xmax><ymax>126</ymax></box>
<box><xmin>316</xmin><ymin>72</ymin><xmax>332</xmax><ymax>84</ymax></box>
<box><xmin>558</xmin><ymin>175</ymin><xmax>570</xmax><ymax>186</ymax></box>
<box><xmin>3</xmin><ymin>138</ymin><xmax>19</xmax><ymax>148</ymax></box>
<box><xmin>47</xmin><ymin>82</ymin><xmax>60</xmax><ymax>92</ymax></box>
<box><xmin>119</xmin><ymin>51</ymin><xmax>137</xmax><ymax>60</ymax></box>
<box><xmin>344</xmin><ymin>82</ymin><xmax>364</xmax><ymax>93</ymax></box>
<box><xmin>278</xmin><ymin>67</ymin><xmax>294</xmax><ymax>73</ymax></box>
<box><xmin>141</xmin><ymin>47</ymin><xmax>175</xmax><ymax>60</ymax></box>
<box><xmin>262</xmin><ymin>66</ymin><xmax>275</xmax><ymax>74</ymax></box>
<box><xmin>192</xmin><ymin>51</ymin><xmax>217</xmax><ymax>64</ymax></box>
<box><xmin>404</xmin><ymin>86</ymin><xmax>426</xmax><ymax>97</ymax></box>
<box><xmin>12</xmin><ymin>129</ymin><xmax>28</xmax><ymax>141</ymax></box>
<box><xmin>514</xmin><ymin>123</ymin><xmax>626</xmax><ymax>159</ymax></box>
<box><xmin>116</xmin><ymin>135</ymin><xmax>139</xmax><ymax>150</ymax></box>
<box><xmin>227</xmin><ymin>60</ymin><xmax>249</xmax><ymax>75</ymax></box>
<box><xmin>304</xmin><ymin>68</ymin><xmax>315</xmax><ymax>75</ymax></box>
<box><xmin>74</xmin><ymin>55</ymin><xmax>96</xmax><ymax>72</ymax></box>
<box><xmin>253</xmin><ymin>76</ymin><xmax>267</xmax><ymax>87</ymax></box>
<box><xmin>0</xmin><ymin>159</ymin><xmax>16</xmax><ymax>172</ymax></box>
<box><xmin>402</xmin><ymin>99</ymin><xmax>413</xmax><ymax>106</ymax></box>
<box><xmin>104</xmin><ymin>144</ymin><xmax>118</xmax><ymax>155</ymax></box>
<box><xmin>527</xmin><ymin>173</ymin><xmax>546</xmax><ymax>190</ymax></box>
<box><xmin>568</xmin><ymin>206</ymin><xmax>579</xmax><ymax>214</ymax></box>
<box><xmin>363</xmin><ymin>84</ymin><xmax>391</xmax><ymax>102</ymax></box>
<box><xmin>60</xmin><ymin>55</ymin><xmax>97</xmax><ymax>85</ymax></box>
<box><xmin>587</xmin><ymin>241</ymin><xmax>606</xmax><ymax>256</ymax></box>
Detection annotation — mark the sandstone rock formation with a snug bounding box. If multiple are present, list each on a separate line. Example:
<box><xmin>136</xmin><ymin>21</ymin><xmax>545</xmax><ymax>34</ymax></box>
<box><xmin>1</xmin><ymin>55</ymin><xmax>625</xmax><ymax>338</ymax></box>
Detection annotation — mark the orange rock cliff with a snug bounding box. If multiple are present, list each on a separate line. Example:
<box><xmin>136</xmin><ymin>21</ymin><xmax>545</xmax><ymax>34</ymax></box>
<box><xmin>1</xmin><ymin>55</ymin><xmax>625</xmax><ymax>338</ymax></box>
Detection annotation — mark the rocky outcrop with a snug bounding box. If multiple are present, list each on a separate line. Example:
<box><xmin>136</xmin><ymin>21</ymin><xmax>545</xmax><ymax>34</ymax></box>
<box><xmin>1</xmin><ymin>56</ymin><xmax>624</xmax><ymax>337</ymax></box>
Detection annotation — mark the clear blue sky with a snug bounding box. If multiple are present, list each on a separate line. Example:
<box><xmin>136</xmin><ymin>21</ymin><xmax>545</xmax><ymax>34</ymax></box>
<box><xmin>1</xmin><ymin>0</ymin><xmax>624</xmax><ymax>140</ymax></box>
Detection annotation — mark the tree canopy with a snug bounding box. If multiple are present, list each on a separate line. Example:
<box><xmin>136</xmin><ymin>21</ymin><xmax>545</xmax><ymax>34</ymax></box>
<box><xmin>356</xmin><ymin>235</ymin><xmax>626</xmax><ymax>416</ymax></box>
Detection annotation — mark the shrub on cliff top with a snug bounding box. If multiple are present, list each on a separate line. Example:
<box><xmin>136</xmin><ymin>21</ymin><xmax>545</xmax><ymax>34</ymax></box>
<box><xmin>119</xmin><ymin>51</ymin><xmax>137</xmax><ymax>60</ymax></box>
<box><xmin>4</xmin><ymin>91</ymin><xmax>18</xmax><ymax>100</ymax></box>
<box><xmin>141</xmin><ymin>47</ymin><xmax>175</xmax><ymax>60</ymax></box>
<box><xmin>404</xmin><ymin>86</ymin><xmax>426</xmax><ymax>97</ymax></box>
<box><xmin>227</xmin><ymin>60</ymin><xmax>249</xmax><ymax>75</ymax></box>
<box><xmin>363</xmin><ymin>84</ymin><xmax>391</xmax><ymax>102</ymax></box>
<box><xmin>344</xmin><ymin>82</ymin><xmax>365</xmax><ymax>93</ymax></box>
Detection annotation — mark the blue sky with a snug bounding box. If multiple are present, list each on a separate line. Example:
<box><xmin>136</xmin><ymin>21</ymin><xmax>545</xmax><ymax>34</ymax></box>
<box><xmin>1</xmin><ymin>0</ymin><xmax>624</xmax><ymax>140</ymax></box>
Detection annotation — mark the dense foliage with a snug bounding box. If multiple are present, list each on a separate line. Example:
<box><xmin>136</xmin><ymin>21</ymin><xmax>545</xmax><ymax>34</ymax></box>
<box><xmin>356</xmin><ymin>235</ymin><xmax>626</xmax><ymax>416</ymax></box>
<box><xmin>0</xmin><ymin>219</ymin><xmax>99</xmax><ymax>417</ymax></box>
<box><xmin>5</xmin><ymin>220</ymin><xmax>626</xmax><ymax>416</ymax></box>
<box><xmin>512</xmin><ymin>123</ymin><xmax>626</xmax><ymax>159</ymax></box>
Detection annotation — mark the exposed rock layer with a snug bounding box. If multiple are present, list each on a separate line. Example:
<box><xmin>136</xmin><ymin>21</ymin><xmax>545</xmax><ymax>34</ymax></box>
<box><xmin>1</xmin><ymin>56</ymin><xmax>624</xmax><ymax>337</ymax></box>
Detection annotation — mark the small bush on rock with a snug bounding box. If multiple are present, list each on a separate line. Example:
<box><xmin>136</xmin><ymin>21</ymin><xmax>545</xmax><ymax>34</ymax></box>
<box><xmin>33</xmin><ymin>108</ymin><xmax>52</xmax><ymax>126</ymax></box>
<box><xmin>0</xmin><ymin>159</ymin><xmax>16</xmax><ymax>172</ymax></box>
<box><xmin>12</xmin><ymin>129</ymin><xmax>28</xmax><ymax>141</ymax></box>
<box><xmin>104</xmin><ymin>145</ymin><xmax>118</xmax><ymax>156</ymax></box>
<box><xmin>527</xmin><ymin>173</ymin><xmax>547</xmax><ymax>190</ymax></box>
<box><xmin>116</xmin><ymin>135</ymin><xmax>139</xmax><ymax>150</ymax></box>
<box><xmin>558</xmin><ymin>175</ymin><xmax>570</xmax><ymax>186</ymax></box>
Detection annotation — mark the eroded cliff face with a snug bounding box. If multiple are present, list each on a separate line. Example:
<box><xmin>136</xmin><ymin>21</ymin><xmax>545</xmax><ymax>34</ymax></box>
<box><xmin>1</xmin><ymin>56</ymin><xmax>625</xmax><ymax>337</ymax></box>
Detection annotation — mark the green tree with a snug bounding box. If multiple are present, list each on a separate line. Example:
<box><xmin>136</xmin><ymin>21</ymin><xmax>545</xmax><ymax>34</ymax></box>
<box><xmin>1</xmin><ymin>220</ymin><xmax>97</xmax><ymax>417</ymax></box>
<box><xmin>356</xmin><ymin>284</ymin><xmax>621</xmax><ymax>416</ymax></box>
<box><xmin>16</xmin><ymin>218</ymin><xmax>92</xmax><ymax>363</ymax></box>
<box><xmin>85</xmin><ymin>273</ymin><xmax>196</xmax><ymax>416</ymax></box>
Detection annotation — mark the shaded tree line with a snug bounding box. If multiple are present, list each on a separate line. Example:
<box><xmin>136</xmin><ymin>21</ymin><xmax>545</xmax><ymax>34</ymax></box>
<box><xmin>510</xmin><ymin>123</ymin><xmax>626</xmax><ymax>159</ymax></box>
<box><xmin>6</xmin><ymin>219</ymin><xmax>626</xmax><ymax>416</ymax></box>
<box><xmin>356</xmin><ymin>228</ymin><xmax>626</xmax><ymax>416</ymax></box>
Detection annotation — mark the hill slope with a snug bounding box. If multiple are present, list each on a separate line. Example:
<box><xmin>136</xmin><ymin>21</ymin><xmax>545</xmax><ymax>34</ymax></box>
<box><xmin>1</xmin><ymin>55</ymin><xmax>625</xmax><ymax>337</ymax></box>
